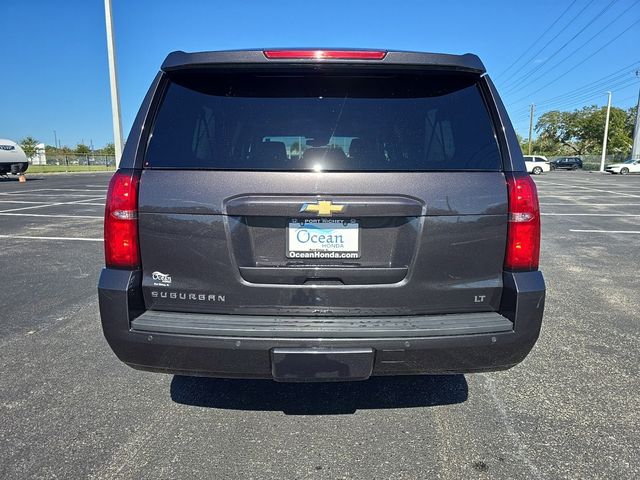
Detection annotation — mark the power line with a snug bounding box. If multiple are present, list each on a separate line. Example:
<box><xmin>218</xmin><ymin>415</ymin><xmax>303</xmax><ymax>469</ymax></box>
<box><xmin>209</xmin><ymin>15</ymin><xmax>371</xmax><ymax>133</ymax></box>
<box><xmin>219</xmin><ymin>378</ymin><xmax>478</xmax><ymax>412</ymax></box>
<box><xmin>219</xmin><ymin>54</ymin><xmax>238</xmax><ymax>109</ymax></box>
<box><xmin>519</xmin><ymin>76</ymin><xmax>639</xmax><ymax>113</ymax></box>
<box><xmin>502</xmin><ymin>0</ymin><xmax>620</xmax><ymax>93</ymax></box>
<box><xmin>499</xmin><ymin>0</ymin><xmax>598</xmax><ymax>86</ymax></box>
<box><xmin>508</xmin><ymin>68</ymin><xmax>640</xmax><ymax>117</ymax></box>
<box><xmin>505</xmin><ymin>1</ymin><xmax>639</xmax><ymax>97</ymax></box>
<box><xmin>508</xmin><ymin>18</ymin><xmax>640</xmax><ymax>105</ymax></box>
<box><xmin>509</xmin><ymin>72</ymin><xmax>633</xmax><ymax>114</ymax></box>
<box><xmin>495</xmin><ymin>0</ymin><xmax>579</xmax><ymax>80</ymax></box>
<box><xmin>535</xmin><ymin>82</ymin><xmax>636</xmax><ymax>113</ymax></box>
<box><xmin>510</xmin><ymin>81</ymin><xmax>638</xmax><ymax>124</ymax></box>
<box><xmin>525</xmin><ymin>62</ymin><xmax>640</xmax><ymax>106</ymax></box>
<box><xmin>512</xmin><ymin>85</ymin><xmax>636</xmax><ymax>122</ymax></box>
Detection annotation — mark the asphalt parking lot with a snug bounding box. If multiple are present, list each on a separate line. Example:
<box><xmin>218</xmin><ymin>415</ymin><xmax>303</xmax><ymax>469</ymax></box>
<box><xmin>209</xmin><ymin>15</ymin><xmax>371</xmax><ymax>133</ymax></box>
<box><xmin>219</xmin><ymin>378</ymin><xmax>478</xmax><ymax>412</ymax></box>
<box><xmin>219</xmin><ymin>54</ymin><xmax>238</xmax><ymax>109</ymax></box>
<box><xmin>0</xmin><ymin>170</ymin><xmax>638</xmax><ymax>479</ymax></box>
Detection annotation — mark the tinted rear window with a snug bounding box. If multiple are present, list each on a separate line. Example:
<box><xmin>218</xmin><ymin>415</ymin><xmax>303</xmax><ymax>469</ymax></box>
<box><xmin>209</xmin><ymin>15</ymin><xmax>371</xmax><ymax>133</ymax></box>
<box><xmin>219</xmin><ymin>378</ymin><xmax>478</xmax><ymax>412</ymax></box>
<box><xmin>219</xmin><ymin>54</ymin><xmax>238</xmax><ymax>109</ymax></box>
<box><xmin>145</xmin><ymin>71</ymin><xmax>501</xmax><ymax>171</ymax></box>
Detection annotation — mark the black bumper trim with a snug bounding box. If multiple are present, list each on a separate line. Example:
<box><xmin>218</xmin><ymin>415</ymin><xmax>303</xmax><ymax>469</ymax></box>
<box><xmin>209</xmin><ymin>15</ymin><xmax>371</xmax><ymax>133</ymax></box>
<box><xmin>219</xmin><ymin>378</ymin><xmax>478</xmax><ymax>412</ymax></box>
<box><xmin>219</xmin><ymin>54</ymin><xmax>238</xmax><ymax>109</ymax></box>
<box><xmin>131</xmin><ymin>310</ymin><xmax>513</xmax><ymax>338</ymax></box>
<box><xmin>98</xmin><ymin>269</ymin><xmax>545</xmax><ymax>378</ymax></box>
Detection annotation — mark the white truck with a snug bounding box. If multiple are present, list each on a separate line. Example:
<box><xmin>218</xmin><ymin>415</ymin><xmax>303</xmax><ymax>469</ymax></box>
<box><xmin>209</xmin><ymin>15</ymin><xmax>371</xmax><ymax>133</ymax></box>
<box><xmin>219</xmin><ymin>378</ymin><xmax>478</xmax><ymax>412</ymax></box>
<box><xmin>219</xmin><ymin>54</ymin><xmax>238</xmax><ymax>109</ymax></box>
<box><xmin>0</xmin><ymin>139</ymin><xmax>29</xmax><ymax>176</ymax></box>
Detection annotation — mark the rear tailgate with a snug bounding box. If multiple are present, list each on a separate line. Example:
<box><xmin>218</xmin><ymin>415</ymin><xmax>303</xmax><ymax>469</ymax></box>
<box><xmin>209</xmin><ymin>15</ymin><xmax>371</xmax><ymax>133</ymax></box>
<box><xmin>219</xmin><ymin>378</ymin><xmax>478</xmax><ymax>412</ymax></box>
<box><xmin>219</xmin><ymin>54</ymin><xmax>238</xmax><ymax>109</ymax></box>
<box><xmin>137</xmin><ymin>65</ymin><xmax>508</xmax><ymax>316</ymax></box>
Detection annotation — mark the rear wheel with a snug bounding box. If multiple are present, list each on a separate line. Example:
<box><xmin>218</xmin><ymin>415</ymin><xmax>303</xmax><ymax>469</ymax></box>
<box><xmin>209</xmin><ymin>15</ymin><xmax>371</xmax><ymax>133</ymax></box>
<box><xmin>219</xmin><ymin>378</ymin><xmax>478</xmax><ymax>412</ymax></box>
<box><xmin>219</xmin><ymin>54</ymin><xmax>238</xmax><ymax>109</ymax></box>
<box><xmin>571</xmin><ymin>165</ymin><xmax>578</xmax><ymax>170</ymax></box>
<box><xmin>532</xmin><ymin>166</ymin><xmax>543</xmax><ymax>175</ymax></box>
<box><xmin>620</xmin><ymin>167</ymin><xmax>629</xmax><ymax>175</ymax></box>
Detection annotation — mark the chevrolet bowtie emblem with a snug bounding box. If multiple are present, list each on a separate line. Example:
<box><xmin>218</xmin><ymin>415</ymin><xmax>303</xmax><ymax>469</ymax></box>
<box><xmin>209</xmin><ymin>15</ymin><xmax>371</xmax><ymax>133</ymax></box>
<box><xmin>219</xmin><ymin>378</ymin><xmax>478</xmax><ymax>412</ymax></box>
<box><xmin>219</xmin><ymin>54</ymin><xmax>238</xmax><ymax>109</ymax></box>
<box><xmin>300</xmin><ymin>200</ymin><xmax>345</xmax><ymax>216</ymax></box>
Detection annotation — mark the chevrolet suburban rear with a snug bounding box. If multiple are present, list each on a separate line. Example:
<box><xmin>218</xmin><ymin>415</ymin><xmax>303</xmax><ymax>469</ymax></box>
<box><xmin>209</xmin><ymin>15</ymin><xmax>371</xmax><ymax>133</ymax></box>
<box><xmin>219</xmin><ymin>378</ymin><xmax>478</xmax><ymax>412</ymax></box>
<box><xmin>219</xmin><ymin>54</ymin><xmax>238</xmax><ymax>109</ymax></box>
<box><xmin>98</xmin><ymin>49</ymin><xmax>545</xmax><ymax>382</ymax></box>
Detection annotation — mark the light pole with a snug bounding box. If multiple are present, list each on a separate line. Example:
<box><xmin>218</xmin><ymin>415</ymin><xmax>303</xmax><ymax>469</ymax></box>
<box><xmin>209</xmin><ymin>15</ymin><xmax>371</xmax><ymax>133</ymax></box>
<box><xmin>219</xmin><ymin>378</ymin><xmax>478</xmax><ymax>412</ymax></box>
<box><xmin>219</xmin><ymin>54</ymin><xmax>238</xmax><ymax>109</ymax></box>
<box><xmin>104</xmin><ymin>0</ymin><xmax>124</xmax><ymax>167</ymax></box>
<box><xmin>528</xmin><ymin>104</ymin><xmax>535</xmax><ymax>155</ymax></box>
<box><xmin>599</xmin><ymin>92</ymin><xmax>612</xmax><ymax>172</ymax></box>
<box><xmin>631</xmin><ymin>70</ymin><xmax>640</xmax><ymax>161</ymax></box>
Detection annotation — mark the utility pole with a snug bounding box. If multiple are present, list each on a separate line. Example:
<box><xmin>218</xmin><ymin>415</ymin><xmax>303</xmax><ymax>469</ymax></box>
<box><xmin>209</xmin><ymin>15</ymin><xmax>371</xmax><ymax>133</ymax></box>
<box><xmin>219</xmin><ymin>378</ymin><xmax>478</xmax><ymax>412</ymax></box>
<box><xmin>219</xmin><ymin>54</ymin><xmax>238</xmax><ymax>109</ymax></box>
<box><xmin>631</xmin><ymin>70</ymin><xmax>640</xmax><ymax>161</ymax></box>
<box><xmin>528</xmin><ymin>104</ymin><xmax>535</xmax><ymax>155</ymax></box>
<box><xmin>53</xmin><ymin>130</ymin><xmax>58</xmax><ymax>149</ymax></box>
<box><xmin>600</xmin><ymin>92</ymin><xmax>612</xmax><ymax>172</ymax></box>
<box><xmin>104</xmin><ymin>0</ymin><xmax>124</xmax><ymax>167</ymax></box>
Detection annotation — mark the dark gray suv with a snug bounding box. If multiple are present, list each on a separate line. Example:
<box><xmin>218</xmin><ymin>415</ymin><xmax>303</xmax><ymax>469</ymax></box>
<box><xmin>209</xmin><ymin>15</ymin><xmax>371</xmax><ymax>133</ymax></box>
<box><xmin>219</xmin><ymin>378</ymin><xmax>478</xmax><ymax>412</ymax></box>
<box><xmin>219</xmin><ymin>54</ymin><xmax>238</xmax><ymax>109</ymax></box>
<box><xmin>98</xmin><ymin>49</ymin><xmax>545</xmax><ymax>382</ymax></box>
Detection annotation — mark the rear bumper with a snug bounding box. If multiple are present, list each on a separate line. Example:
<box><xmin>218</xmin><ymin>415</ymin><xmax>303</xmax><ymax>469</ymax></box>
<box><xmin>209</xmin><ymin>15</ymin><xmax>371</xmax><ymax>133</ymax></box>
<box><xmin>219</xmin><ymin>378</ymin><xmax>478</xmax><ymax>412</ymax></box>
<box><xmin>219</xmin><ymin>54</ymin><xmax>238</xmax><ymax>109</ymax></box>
<box><xmin>98</xmin><ymin>269</ymin><xmax>545</xmax><ymax>379</ymax></box>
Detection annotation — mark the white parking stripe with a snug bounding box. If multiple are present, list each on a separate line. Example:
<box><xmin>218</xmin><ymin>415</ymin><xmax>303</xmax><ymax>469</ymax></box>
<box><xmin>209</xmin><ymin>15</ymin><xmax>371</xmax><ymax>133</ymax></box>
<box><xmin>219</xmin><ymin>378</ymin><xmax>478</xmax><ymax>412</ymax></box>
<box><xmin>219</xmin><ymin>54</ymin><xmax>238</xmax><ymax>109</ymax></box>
<box><xmin>0</xmin><ymin>193</ymin><xmax>105</xmax><ymax>198</ymax></box>
<box><xmin>540</xmin><ymin>182</ymin><xmax>640</xmax><ymax>198</ymax></box>
<box><xmin>0</xmin><ymin>213</ymin><xmax>103</xmax><ymax>219</ymax></box>
<box><xmin>570</xmin><ymin>229</ymin><xmax>640</xmax><ymax>234</ymax></box>
<box><xmin>0</xmin><ymin>189</ymin><xmax>49</xmax><ymax>195</ymax></box>
<box><xmin>540</xmin><ymin>203</ymin><xmax>640</xmax><ymax>206</ymax></box>
<box><xmin>0</xmin><ymin>235</ymin><xmax>103</xmax><ymax>241</ymax></box>
<box><xmin>39</xmin><ymin>188</ymin><xmax>107</xmax><ymax>192</ymax></box>
<box><xmin>0</xmin><ymin>200</ymin><xmax>52</xmax><ymax>204</ymax></box>
<box><xmin>538</xmin><ymin>189</ymin><xmax>640</xmax><ymax>194</ymax></box>
<box><xmin>542</xmin><ymin>213</ymin><xmax>640</xmax><ymax>217</ymax></box>
<box><xmin>0</xmin><ymin>197</ymin><xmax>105</xmax><ymax>213</ymax></box>
<box><xmin>0</xmin><ymin>188</ymin><xmax>105</xmax><ymax>194</ymax></box>
<box><xmin>72</xmin><ymin>198</ymin><xmax>106</xmax><ymax>204</ymax></box>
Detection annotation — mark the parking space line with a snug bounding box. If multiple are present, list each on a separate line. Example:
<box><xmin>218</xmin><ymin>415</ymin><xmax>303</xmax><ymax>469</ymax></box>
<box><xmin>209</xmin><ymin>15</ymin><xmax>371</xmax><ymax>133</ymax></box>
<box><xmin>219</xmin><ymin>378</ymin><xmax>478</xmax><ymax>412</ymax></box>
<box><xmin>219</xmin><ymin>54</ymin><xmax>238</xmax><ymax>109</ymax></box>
<box><xmin>0</xmin><ymin>213</ymin><xmax>103</xmax><ymax>219</ymax></box>
<box><xmin>72</xmin><ymin>198</ymin><xmax>106</xmax><ymax>204</ymax></box>
<box><xmin>540</xmin><ymin>203</ymin><xmax>640</xmax><ymax>206</ymax></box>
<box><xmin>541</xmin><ymin>213</ymin><xmax>640</xmax><ymax>217</ymax></box>
<box><xmin>0</xmin><ymin>189</ymin><xmax>49</xmax><ymax>195</ymax></box>
<box><xmin>38</xmin><ymin>188</ymin><xmax>107</xmax><ymax>192</ymax></box>
<box><xmin>0</xmin><ymin>197</ymin><xmax>105</xmax><ymax>213</ymax></box>
<box><xmin>538</xmin><ymin>189</ymin><xmax>640</xmax><ymax>193</ymax></box>
<box><xmin>539</xmin><ymin>182</ymin><xmax>640</xmax><ymax>198</ymax></box>
<box><xmin>0</xmin><ymin>200</ymin><xmax>53</xmax><ymax>204</ymax></box>
<box><xmin>538</xmin><ymin>195</ymin><xmax>635</xmax><ymax>198</ymax></box>
<box><xmin>0</xmin><ymin>188</ymin><xmax>106</xmax><ymax>194</ymax></box>
<box><xmin>570</xmin><ymin>229</ymin><xmax>640</xmax><ymax>234</ymax></box>
<box><xmin>0</xmin><ymin>234</ymin><xmax>103</xmax><ymax>241</ymax></box>
<box><xmin>0</xmin><ymin>193</ymin><xmax>106</xmax><ymax>198</ymax></box>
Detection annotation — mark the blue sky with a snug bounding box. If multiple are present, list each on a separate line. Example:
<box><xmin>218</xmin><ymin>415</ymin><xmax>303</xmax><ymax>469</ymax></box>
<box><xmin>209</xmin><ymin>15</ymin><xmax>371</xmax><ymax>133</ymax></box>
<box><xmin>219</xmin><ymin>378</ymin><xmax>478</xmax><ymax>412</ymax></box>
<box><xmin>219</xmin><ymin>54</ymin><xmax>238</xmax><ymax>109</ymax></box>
<box><xmin>1</xmin><ymin>0</ymin><xmax>638</xmax><ymax>148</ymax></box>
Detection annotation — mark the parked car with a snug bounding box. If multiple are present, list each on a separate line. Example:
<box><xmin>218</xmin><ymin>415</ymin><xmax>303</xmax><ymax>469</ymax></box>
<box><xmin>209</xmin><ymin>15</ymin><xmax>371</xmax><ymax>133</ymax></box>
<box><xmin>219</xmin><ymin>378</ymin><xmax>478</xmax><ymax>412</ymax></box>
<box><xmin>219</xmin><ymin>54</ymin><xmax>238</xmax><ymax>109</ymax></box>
<box><xmin>523</xmin><ymin>155</ymin><xmax>551</xmax><ymax>175</ymax></box>
<box><xmin>550</xmin><ymin>157</ymin><xmax>583</xmax><ymax>170</ymax></box>
<box><xmin>0</xmin><ymin>139</ymin><xmax>29</xmax><ymax>176</ymax></box>
<box><xmin>98</xmin><ymin>49</ymin><xmax>545</xmax><ymax>382</ymax></box>
<box><xmin>605</xmin><ymin>158</ymin><xmax>640</xmax><ymax>175</ymax></box>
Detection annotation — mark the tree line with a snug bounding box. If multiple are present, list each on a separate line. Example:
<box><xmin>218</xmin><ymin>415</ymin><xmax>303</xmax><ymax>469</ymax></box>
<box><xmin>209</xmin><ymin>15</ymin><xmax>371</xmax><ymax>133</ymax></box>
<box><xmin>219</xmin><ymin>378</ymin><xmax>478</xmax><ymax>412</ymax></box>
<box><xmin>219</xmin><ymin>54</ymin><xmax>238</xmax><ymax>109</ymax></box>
<box><xmin>518</xmin><ymin>105</ymin><xmax>637</xmax><ymax>156</ymax></box>
<box><xmin>18</xmin><ymin>136</ymin><xmax>116</xmax><ymax>158</ymax></box>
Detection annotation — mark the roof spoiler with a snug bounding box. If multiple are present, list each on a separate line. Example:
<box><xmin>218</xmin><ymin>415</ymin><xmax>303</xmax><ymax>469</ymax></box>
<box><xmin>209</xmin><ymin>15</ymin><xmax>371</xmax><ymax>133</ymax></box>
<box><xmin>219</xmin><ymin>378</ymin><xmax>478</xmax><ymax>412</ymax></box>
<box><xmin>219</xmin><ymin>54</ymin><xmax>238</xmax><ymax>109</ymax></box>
<box><xmin>161</xmin><ymin>49</ymin><xmax>486</xmax><ymax>74</ymax></box>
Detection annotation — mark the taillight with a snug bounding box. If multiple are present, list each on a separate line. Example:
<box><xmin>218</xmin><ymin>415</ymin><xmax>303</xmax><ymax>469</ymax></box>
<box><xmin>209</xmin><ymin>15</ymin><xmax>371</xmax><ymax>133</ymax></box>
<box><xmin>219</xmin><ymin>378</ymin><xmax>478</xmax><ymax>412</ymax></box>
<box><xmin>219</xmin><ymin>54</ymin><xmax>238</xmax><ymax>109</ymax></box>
<box><xmin>504</xmin><ymin>172</ymin><xmax>540</xmax><ymax>271</ymax></box>
<box><xmin>263</xmin><ymin>50</ymin><xmax>386</xmax><ymax>60</ymax></box>
<box><xmin>104</xmin><ymin>170</ymin><xmax>140</xmax><ymax>269</ymax></box>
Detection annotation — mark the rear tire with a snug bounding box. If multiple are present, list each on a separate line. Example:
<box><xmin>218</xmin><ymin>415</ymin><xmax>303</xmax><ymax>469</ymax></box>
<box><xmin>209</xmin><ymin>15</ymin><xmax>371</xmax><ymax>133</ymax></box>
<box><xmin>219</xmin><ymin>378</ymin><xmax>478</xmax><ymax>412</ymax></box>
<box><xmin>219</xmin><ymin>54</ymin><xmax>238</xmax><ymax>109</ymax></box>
<box><xmin>620</xmin><ymin>167</ymin><xmax>629</xmax><ymax>175</ymax></box>
<box><xmin>532</xmin><ymin>166</ymin><xmax>543</xmax><ymax>175</ymax></box>
<box><xmin>571</xmin><ymin>165</ymin><xmax>578</xmax><ymax>170</ymax></box>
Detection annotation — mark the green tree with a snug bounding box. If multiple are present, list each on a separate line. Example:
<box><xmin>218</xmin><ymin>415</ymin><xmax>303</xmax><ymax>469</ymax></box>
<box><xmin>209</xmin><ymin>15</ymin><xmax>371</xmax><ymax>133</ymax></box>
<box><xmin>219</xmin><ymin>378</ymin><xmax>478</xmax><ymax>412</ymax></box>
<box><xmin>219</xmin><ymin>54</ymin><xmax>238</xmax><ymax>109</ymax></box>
<box><xmin>98</xmin><ymin>142</ymin><xmax>115</xmax><ymax>155</ymax></box>
<box><xmin>20</xmin><ymin>136</ymin><xmax>39</xmax><ymax>159</ymax></box>
<box><xmin>75</xmin><ymin>143</ymin><xmax>91</xmax><ymax>155</ymax></box>
<box><xmin>535</xmin><ymin>105</ymin><xmax>633</xmax><ymax>156</ymax></box>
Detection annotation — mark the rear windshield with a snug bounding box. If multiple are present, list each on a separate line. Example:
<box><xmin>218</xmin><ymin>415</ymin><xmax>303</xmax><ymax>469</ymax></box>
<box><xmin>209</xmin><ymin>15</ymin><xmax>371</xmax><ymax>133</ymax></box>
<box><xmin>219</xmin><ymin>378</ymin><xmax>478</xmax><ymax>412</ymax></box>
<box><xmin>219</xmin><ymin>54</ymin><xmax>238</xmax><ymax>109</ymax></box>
<box><xmin>145</xmin><ymin>71</ymin><xmax>501</xmax><ymax>171</ymax></box>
